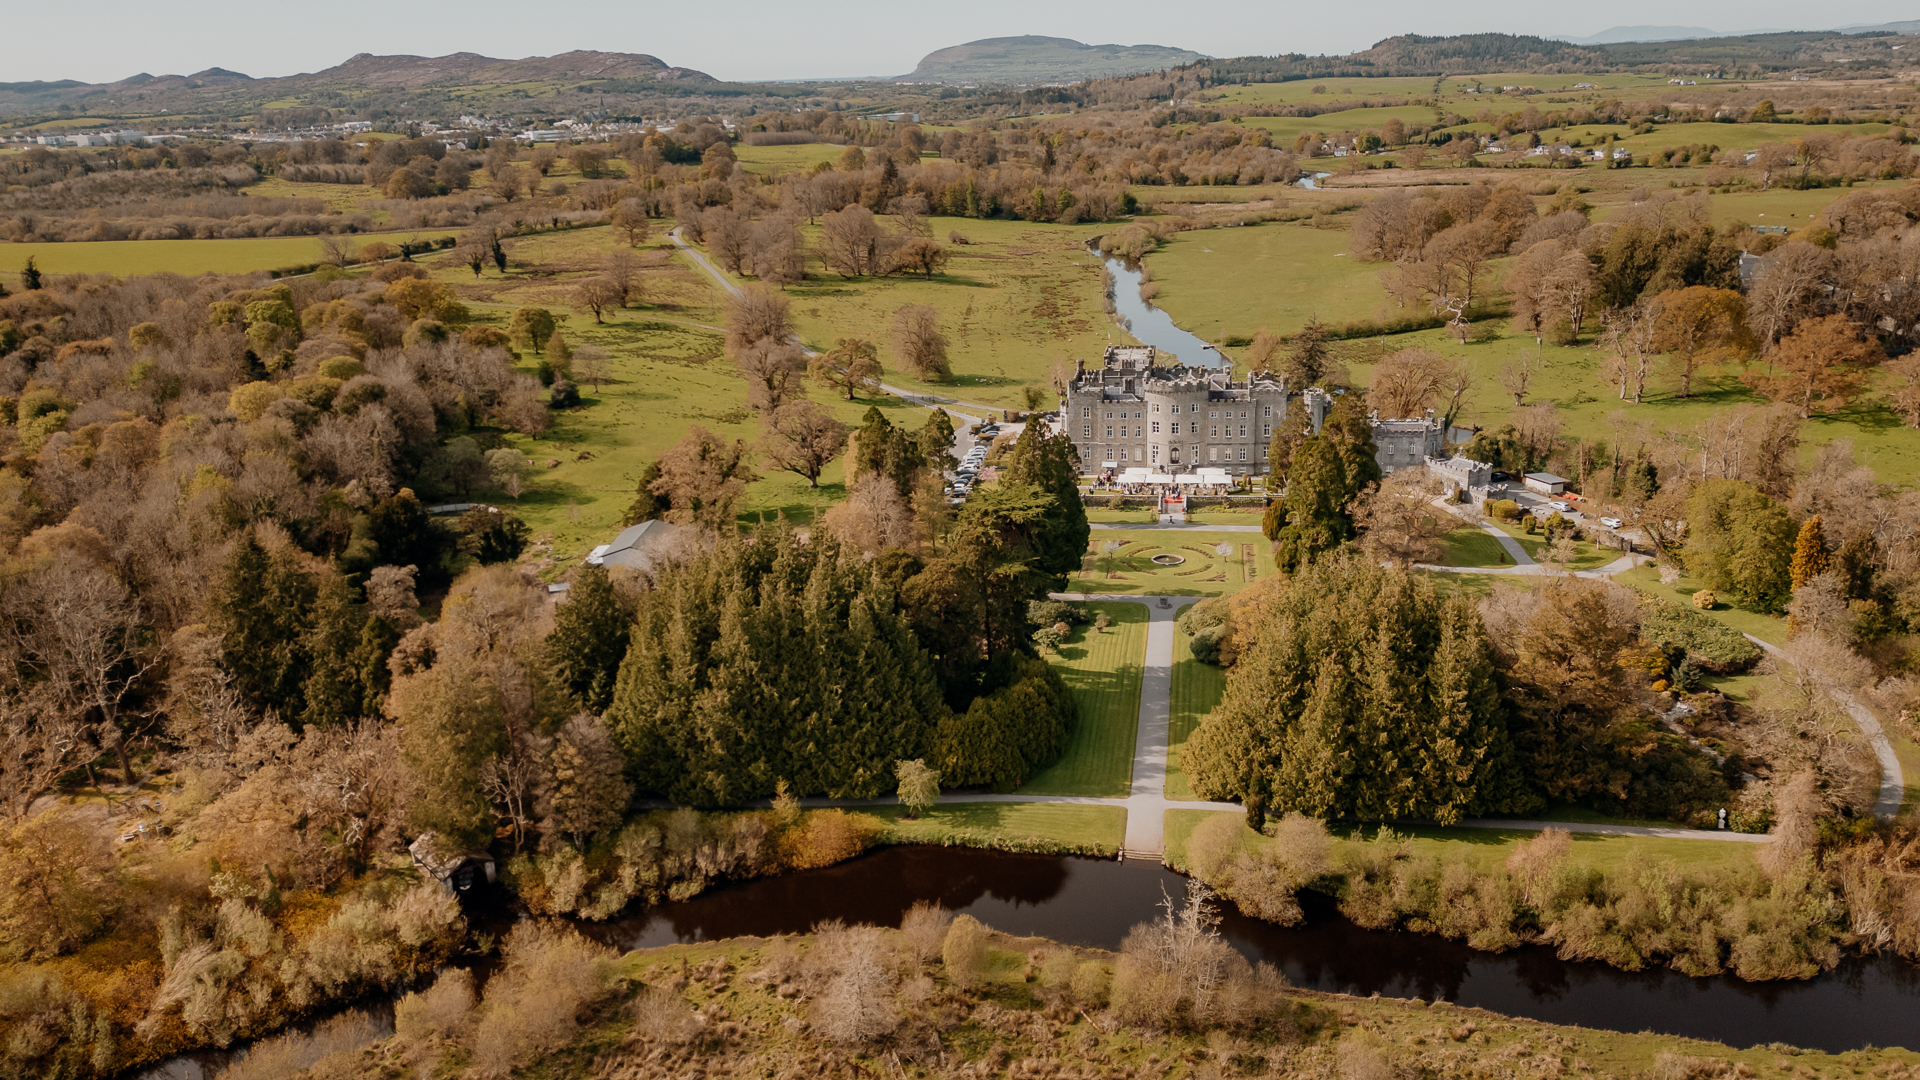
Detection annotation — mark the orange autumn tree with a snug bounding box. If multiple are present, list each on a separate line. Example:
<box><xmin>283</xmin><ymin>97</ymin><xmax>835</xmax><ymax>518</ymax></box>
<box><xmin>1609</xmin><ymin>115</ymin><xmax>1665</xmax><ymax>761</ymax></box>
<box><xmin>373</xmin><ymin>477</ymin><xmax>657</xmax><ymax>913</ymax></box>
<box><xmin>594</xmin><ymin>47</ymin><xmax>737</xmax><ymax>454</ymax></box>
<box><xmin>1744</xmin><ymin>314</ymin><xmax>1882</xmax><ymax>418</ymax></box>
<box><xmin>1651</xmin><ymin>287</ymin><xmax>1754</xmax><ymax>398</ymax></box>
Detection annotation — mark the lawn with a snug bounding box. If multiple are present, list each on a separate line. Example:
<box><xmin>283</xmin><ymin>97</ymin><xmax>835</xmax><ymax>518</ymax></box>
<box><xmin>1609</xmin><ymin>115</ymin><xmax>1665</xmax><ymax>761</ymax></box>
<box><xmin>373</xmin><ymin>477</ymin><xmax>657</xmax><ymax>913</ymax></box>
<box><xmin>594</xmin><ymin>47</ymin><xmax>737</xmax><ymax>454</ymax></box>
<box><xmin>1162</xmin><ymin>809</ymin><xmax>1757</xmax><ymax>875</ymax></box>
<box><xmin>1613</xmin><ymin>564</ymin><xmax>1789</xmax><ymax>646</ymax></box>
<box><xmin>1481</xmin><ymin>518</ymin><xmax>1619</xmax><ymax>571</ymax></box>
<box><xmin>1</xmin><ymin>236</ymin><xmax>332</xmax><ymax>281</ymax></box>
<box><xmin>1070</xmin><ymin>530</ymin><xmax>1273</xmax><ymax>597</ymax></box>
<box><xmin>1144</xmin><ymin>222</ymin><xmax>1385</xmax><ymax>343</ymax></box>
<box><xmin>1025</xmin><ymin>602</ymin><xmax>1147</xmax><ymax>798</ymax></box>
<box><xmin>866</xmin><ymin>802</ymin><xmax>1128</xmax><ymax>856</ymax></box>
<box><xmin>1439</xmin><ymin>527</ymin><xmax>1516</xmax><ymax>568</ymax></box>
<box><xmin>1168</xmin><ymin>630</ymin><xmax>1227</xmax><ymax>801</ymax></box>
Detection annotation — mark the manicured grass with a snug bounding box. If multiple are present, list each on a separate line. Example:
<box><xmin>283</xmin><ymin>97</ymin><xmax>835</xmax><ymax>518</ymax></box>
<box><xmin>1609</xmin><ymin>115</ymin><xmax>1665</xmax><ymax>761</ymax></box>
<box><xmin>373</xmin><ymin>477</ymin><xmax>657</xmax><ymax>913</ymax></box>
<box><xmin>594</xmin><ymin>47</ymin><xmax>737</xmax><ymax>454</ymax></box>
<box><xmin>1168</xmin><ymin>631</ymin><xmax>1226</xmax><ymax>801</ymax></box>
<box><xmin>1070</xmin><ymin>530</ymin><xmax>1273</xmax><ymax>597</ymax></box>
<box><xmin>1614</xmin><ymin>564</ymin><xmax>1789</xmax><ymax>646</ymax></box>
<box><xmin>1085</xmin><ymin>508</ymin><xmax>1159</xmax><ymax>524</ymax></box>
<box><xmin>1025</xmin><ymin>603</ymin><xmax>1147</xmax><ymax>798</ymax></box>
<box><xmin>1</xmin><ymin>236</ymin><xmax>331</xmax><ymax>281</ymax></box>
<box><xmin>1163</xmin><ymin>809</ymin><xmax>1757</xmax><ymax>874</ymax></box>
<box><xmin>867</xmin><ymin>802</ymin><xmax>1128</xmax><ymax>856</ymax></box>
<box><xmin>1439</xmin><ymin>527</ymin><xmax>1515</xmax><ymax>568</ymax></box>
<box><xmin>1481</xmin><ymin>518</ymin><xmax>1619</xmax><ymax>571</ymax></box>
<box><xmin>1144</xmin><ymin>223</ymin><xmax>1384</xmax><ymax>344</ymax></box>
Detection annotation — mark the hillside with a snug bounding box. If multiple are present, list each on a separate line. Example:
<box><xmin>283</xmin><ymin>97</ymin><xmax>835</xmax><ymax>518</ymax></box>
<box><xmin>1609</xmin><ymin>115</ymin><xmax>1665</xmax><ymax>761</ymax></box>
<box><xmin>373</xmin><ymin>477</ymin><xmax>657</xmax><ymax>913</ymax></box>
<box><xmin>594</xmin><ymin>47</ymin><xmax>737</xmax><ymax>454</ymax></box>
<box><xmin>0</xmin><ymin>50</ymin><xmax>714</xmax><ymax>118</ymax></box>
<box><xmin>899</xmin><ymin>35</ymin><xmax>1205</xmax><ymax>85</ymax></box>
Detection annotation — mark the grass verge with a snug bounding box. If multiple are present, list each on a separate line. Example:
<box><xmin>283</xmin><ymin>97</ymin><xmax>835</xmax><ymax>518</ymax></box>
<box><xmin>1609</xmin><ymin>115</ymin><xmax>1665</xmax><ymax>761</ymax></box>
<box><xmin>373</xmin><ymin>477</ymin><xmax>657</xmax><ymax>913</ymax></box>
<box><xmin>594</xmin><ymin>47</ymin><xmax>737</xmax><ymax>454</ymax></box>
<box><xmin>1026</xmin><ymin>602</ymin><xmax>1147</xmax><ymax>798</ymax></box>
<box><xmin>1168</xmin><ymin>629</ymin><xmax>1226</xmax><ymax>801</ymax></box>
<box><xmin>866</xmin><ymin>802</ymin><xmax>1126</xmax><ymax>856</ymax></box>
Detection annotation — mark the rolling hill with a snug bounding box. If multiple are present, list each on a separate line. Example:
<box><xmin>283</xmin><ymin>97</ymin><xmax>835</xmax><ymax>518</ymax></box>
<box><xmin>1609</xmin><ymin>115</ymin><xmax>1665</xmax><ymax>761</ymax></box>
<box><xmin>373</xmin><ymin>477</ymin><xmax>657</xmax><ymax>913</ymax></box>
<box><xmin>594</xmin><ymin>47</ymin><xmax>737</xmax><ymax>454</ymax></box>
<box><xmin>898</xmin><ymin>36</ymin><xmax>1205</xmax><ymax>85</ymax></box>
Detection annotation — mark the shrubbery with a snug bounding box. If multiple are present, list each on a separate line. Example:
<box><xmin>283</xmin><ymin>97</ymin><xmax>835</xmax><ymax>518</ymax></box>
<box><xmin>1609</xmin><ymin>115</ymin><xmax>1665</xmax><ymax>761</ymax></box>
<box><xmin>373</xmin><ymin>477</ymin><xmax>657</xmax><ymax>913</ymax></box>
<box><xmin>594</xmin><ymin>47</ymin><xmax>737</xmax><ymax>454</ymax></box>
<box><xmin>1639</xmin><ymin>598</ymin><xmax>1763</xmax><ymax>673</ymax></box>
<box><xmin>934</xmin><ymin>656</ymin><xmax>1078</xmax><ymax>791</ymax></box>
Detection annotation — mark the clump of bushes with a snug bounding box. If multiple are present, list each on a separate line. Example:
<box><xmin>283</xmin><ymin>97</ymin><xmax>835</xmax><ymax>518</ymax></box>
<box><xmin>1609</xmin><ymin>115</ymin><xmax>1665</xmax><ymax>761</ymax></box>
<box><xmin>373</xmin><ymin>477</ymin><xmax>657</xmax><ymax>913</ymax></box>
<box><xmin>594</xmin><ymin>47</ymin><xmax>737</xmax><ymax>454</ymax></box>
<box><xmin>1639</xmin><ymin>598</ymin><xmax>1762</xmax><ymax>674</ymax></box>
<box><xmin>1176</xmin><ymin>596</ymin><xmax>1232</xmax><ymax>665</ymax></box>
<box><xmin>1483</xmin><ymin>498</ymin><xmax>1521</xmax><ymax>522</ymax></box>
<box><xmin>507</xmin><ymin>806</ymin><xmax>885</xmax><ymax>919</ymax></box>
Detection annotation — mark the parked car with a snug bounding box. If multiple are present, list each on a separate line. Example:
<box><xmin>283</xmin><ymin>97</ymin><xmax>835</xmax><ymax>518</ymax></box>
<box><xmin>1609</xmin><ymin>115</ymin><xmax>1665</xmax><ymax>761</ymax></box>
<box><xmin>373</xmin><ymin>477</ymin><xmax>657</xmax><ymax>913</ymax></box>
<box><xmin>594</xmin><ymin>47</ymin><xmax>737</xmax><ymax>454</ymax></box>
<box><xmin>1600</xmin><ymin>516</ymin><xmax>1623</xmax><ymax>529</ymax></box>
<box><xmin>1548</xmin><ymin>500</ymin><xmax>1572</xmax><ymax>512</ymax></box>
<box><xmin>1490</xmin><ymin>470</ymin><xmax>1511</xmax><ymax>483</ymax></box>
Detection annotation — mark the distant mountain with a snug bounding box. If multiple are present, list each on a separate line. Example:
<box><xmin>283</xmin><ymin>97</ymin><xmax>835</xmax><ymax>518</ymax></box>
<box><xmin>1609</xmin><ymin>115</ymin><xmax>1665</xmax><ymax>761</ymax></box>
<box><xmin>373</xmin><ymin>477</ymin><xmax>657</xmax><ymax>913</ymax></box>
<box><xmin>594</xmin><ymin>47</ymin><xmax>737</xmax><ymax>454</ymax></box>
<box><xmin>898</xmin><ymin>36</ymin><xmax>1205</xmax><ymax>85</ymax></box>
<box><xmin>1559</xmin><ymin>26</ymin><xmax>1753</xmax><ymax>45</ymax></box>
<box><xmin>1838</xmin><ymin>19</ymin><xmax>1920</xmax><ymax>34</ymax></box>
<box><xmin>0</xmin><ymin>50</ymin><xmax>713</xmax><ymax>116</ymax></box>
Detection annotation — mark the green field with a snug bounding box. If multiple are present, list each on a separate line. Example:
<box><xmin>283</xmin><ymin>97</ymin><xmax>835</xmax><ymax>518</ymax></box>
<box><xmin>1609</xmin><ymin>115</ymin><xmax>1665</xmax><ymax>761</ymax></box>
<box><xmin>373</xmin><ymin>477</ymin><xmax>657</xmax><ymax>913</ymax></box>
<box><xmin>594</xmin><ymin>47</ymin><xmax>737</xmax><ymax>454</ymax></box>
<box><xmin>1069</xmin><ymin>530</ymin><xmax>1272</xmax><ymax>597</ymax></box>
<box><xmin>1025</xmin><ymin>602</ymin><xmax>1147</xmax><ymax>798</ymax></box>
<box><xmin>1168</xmin><ymin>629</ymin><xmax>1227</xmax><ymax>801</ymax></box>
<box><xmin>1614</xmin><ymin>563</ymin><xmax>1789</xmax><ymax>646</ymax></box>
<box><xmin>867</xmin><ymin>801</ymin><xmax>1128</xmax><ymax>855</ymax></box>
<box><xmin>1146</xmin><ymin>222</ymin><xmax>1383</xmax><ymax>342</ymax></box>
<box><xmin>1439</xmin><ymin>527</ymin><xmax>1516</xmax><ymax>568</ymax></box>
<box><xmin>0</xmin><ymin>236</ymin><xmax>332</xmax><ymax>281</ymax></box>
<box><xmin>1163</xmin><ymin>808</ymin><xmax>1758</xmax><ymax>874</ymax></box>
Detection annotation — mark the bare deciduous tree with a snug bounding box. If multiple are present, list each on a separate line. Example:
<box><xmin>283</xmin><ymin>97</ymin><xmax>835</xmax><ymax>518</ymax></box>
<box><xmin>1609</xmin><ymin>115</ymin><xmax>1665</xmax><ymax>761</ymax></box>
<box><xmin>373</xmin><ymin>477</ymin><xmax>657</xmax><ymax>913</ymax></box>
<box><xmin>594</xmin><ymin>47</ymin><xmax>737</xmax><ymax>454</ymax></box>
<box><xmin>809</xmin><ymin>338</ymin><xmax>881</xmax><ymax>400</ymax></box>
<box><xmin>1351</xmin><ymin>469</ymin><xmax>1456</xmax><ymax>569</ymax></box>
<box><xmin>758</xmin><ymin>401</ymin><xmax>848</xmax><ymax>488</ymax></box>
<box><xmin>889</xmin><ymin>305</ymin><xmax>950</xmax><ymax>382</ymax></box>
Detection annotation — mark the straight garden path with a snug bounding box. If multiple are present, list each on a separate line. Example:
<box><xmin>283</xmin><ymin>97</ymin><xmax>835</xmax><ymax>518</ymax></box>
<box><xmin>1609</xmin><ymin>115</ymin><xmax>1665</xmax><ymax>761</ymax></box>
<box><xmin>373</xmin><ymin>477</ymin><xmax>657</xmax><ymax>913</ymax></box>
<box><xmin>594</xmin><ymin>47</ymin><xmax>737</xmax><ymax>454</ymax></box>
<box><xmin>1089</xmin><ymin>523</ymin><xmax>1264</xmax><ymax>533</ymax></box>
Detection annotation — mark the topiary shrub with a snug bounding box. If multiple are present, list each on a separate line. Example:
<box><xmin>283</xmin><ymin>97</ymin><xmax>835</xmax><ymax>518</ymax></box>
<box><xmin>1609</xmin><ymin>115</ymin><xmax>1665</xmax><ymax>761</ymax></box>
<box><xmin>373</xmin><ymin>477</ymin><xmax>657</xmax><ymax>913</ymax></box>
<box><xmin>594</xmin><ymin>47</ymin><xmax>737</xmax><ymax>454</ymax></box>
<box><xmin>1692</xmin><ymin>589</ymin><xmax>1717</xmax><ymax>609</ymax></box>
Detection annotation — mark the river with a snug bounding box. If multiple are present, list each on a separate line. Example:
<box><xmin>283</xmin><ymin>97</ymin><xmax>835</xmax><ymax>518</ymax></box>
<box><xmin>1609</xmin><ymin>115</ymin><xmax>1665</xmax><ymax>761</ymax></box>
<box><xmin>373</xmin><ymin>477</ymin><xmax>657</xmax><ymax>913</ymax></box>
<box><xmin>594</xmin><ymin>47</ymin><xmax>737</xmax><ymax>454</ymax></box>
<box><xmin>585</xmin><ymin>847</ymin><xmax>1920</xmax><ymax>1054</ymax></box>
<box><xmin>1096</xmin><ymin>249</ymin><xmax>1222</xmax><ymax>368</ymax></box>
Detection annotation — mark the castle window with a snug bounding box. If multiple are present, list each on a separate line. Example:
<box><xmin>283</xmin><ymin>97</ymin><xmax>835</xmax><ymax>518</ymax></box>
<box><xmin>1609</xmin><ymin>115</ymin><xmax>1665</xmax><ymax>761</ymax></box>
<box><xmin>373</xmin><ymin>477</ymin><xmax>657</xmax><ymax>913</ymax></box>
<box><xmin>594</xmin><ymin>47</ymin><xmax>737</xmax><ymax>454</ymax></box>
<box><xmin>1209</xmin><ymin>411</ymin><xmax>1218</xmax><ymax>419</ymax></box>
<box><xmin>1081</xmin><ymin>406</ymin><xmax>1091</xmax><ymax>418</ymax></box>
<box><xmin>1083</xmin><ymin>425</ymin><xmax>1092</xmax><ymax>437</ymax></box>
<box><xmin>1240</xmin><ymin>425</ymin><xmax>1248</xmax><ymax>437</ymax></box>
<box><xmin>1239</xmin><ymin>448</ymin><xmax>1248</xmax><ymax>460</ymax></box>
<box><xmin>1151</xmin><ymin>403</ymin><xmax>1160</xmax><ymax>414</ymax></box>
<box><xmin>1209</xmin><ymin>447</ymin><xmax>1218</xmax><ymax>461</ymax></box>
<box><xmin>1170</xmin><ymin>423</ymin><xmax>1180</xmax><ymax>435</ymax></box>
<box><xmin>1151</xmin><ymin>421</ymin><xmax>1160</xmax><ymax>434</ymax></box>
<box><xmin>1105</xmin><ymin>426</ymin><xmax>1113</xmax><ymax>438</ymax></box>
<box><xmin>1190</xmin><ymin>404</ymin><xmax>1199</xmax><ymax>413</ymax></box>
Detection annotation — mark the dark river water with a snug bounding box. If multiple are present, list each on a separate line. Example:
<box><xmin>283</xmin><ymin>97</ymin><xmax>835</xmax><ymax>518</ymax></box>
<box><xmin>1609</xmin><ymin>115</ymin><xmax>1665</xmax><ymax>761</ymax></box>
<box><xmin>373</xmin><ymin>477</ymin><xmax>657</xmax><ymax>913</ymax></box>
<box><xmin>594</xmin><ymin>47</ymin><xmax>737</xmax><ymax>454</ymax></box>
<box><xmin>1098</xmin><ymin>252</ymin><xmax>1221</xmax><ymax>367</ymax></box>
<box><xmin>585</xmin><ymin>846</ymin><xmax>1920</xmax><ymax>1054</ymax></box>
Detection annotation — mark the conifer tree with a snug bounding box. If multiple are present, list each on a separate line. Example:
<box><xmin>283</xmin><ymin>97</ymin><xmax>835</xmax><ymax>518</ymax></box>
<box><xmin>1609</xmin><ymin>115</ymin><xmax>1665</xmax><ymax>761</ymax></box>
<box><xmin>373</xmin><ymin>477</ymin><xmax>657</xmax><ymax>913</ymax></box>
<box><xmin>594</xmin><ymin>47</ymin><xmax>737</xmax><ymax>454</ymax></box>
<box><xmin>549</xmin><ymin>714</ymin><xmax>631</xmax><ymax>846</ymax></box>
<box><xmin>212</xmin><ymin>530</ymin><xmax>319</xmax><ymax>720</ymax></box>
<box><xmin>1000</xmin><ymin>424</ymin><xmax>1089</xmax><ymax>581</ymax></box>
<box><xmin>1790</xmin><ymin>514</ymin><xmax>1830</xmax><ymax>590</ymax></box>
<box><xmin>1185</xmin><ymin>551</ymin><xmax>1527</xmax><ymax>823</ymax></box>
<box><xmin>920</xmin><ymin>409</ymin><xmax>957</xmax><ymax>474</ymax></box>
<box><xmin>395</xmin><ymin>657</ymin><xmax>508</xmax><ymax>850</ymax></box>
<box><xmin>1269</xmin><ymin>406</ymin><xmax>1380</xmax><ymax>573</ymax></box>
<box><xmin>547</xmin><ymin>566</ymin><xmax>631</xmax><ymax>713</ymax></box>
<box><xmin>546</xmin><ymin>328</ymin><xmax>573</xmax><ymax>375</ymax></box>
<box><xmin>300</xmin><ymin>572</ymin><xmax>376</xmax><ymax>729</ymax></box>
<box><xmin>606</xmin><ymin>529</ymin><xmax>949</xmax><ymax>806</ymax></box>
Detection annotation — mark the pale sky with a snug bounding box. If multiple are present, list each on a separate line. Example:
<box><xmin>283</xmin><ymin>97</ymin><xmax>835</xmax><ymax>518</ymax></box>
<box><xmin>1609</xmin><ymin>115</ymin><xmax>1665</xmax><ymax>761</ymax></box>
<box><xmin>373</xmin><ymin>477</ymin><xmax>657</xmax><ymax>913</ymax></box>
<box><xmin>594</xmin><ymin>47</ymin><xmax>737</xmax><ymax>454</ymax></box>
<box><xmin>3</xmin><ymin>0</ymin><xmax>1912</xmax><ymax>86</ymax></box>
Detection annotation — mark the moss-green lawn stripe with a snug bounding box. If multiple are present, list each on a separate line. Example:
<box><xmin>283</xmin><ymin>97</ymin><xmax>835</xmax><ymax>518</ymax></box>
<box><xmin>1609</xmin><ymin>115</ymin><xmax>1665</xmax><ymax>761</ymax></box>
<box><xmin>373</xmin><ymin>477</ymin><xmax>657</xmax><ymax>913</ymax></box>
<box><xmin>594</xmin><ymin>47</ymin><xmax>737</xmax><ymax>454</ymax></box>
<box><xmin>1024</xmin><ymin>602</ymin><xmax>1146</xmax><ymax>798</ymax></box>
<box><xmin>1168</xmin><ymin>629</ymin><xmax>1226</xmax><ymax>802</ymax></box>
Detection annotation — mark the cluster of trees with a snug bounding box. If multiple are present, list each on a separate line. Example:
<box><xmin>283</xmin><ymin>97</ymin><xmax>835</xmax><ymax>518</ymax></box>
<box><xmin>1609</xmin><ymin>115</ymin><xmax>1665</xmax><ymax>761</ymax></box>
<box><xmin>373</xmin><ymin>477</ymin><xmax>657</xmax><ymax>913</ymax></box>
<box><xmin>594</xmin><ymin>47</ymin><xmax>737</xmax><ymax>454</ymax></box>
<box><xmin>1185</xmin><ymin>554</ymin><xmax>1752</xmax><ymax>824</ymax></box>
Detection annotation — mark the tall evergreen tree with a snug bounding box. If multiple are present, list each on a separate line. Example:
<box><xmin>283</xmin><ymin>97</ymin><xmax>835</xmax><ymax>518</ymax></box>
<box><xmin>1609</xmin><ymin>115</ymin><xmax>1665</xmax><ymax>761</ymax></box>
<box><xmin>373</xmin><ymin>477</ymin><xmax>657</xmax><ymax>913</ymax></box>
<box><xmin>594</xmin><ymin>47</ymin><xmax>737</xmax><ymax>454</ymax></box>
<box><xmin>606</xmin><ymin>529</ymin><xmax>949</xmax><ymax>807</ymax></box>
<box><xmin>848</xmin><ymin>407</ymin><xmax>924</xmax><ymax>498</ymax></box>
<box><xmin>212</xmin><ymin>531</ymin><xmax>319</xmax><ymax>720</ymax></box>
<box><xmin>300</xmin><ymin>572</ymin><xmax>376</xmax><ymax>729</ymax></box>
<box><xmin>547</xmin><ymin>566</ymin><xmax>632</xmax><ymax>713</ymax></box>
<box><xmin>1000</xmin><ymin>423</ymin><xmax>1089</xmax><ymax>581</ymax></box>
<box><xmin>920</xmin><ymin>408</ymin><xmax>957</xmax><ymax>474</ymax></box>
<box><xmin>1684</xmin><ymin>480</ymin><xmax>1795</xmax><ymax>612</ymax></box>
<box><xmin>1269</xmin><ymin>406</ymin><xmax>1380</xmax><ymax>573</ymax></box>
<box><xmin>1185</xmin><ymin>551</ymin><xmax>1528</xmax><ymax>823</ymax></box>
<box><xmin>395</xmin><ymin>656</ymin><xmax>508</xmax><ymax>850</ymax></box>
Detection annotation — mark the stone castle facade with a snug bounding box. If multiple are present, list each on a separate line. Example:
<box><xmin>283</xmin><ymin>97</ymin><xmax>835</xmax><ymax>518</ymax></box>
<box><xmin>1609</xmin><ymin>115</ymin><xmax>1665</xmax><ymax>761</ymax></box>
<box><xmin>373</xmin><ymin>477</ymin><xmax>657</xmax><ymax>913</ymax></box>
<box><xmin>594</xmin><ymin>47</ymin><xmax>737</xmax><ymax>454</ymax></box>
<box><xmin>1061</xmin><ymin>345</ymin><xmax>1443</xmax><ymax>478</ymax></box>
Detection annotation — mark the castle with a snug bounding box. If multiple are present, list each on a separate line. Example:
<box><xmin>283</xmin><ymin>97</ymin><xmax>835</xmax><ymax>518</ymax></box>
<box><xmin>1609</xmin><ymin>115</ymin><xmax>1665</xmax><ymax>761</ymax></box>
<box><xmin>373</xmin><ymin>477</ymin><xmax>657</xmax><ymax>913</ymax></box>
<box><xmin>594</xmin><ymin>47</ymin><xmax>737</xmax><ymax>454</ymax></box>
<box><xmin>1060</xmin><ymin>346</ymin><xmax>1442</xmax><ymax>478</ymax></box>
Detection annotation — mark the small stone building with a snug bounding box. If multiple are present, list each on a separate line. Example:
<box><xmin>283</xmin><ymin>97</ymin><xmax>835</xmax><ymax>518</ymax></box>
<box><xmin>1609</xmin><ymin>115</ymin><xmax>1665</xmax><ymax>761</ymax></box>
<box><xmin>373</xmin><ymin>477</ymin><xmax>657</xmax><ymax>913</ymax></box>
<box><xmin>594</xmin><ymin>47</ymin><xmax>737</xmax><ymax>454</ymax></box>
<box><xmin>1370</xmin><ymin>413</ymin><xmax>1447</xmax><ymax>475</ymax></box>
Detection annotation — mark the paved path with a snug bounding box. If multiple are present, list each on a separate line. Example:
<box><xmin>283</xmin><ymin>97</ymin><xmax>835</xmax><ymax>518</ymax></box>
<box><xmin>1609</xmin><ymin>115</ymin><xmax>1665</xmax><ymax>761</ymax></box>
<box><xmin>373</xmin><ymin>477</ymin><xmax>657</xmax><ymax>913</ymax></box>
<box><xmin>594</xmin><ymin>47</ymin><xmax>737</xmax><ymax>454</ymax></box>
<box><xmin>669</xmin><ymin>227</ymin><xmax>1000</xmax><ymax>421</ymax></box>
<box><xmin>1743</xmin><ymin>635</ymin><xmax>1906</xmax><ymax>821</ymax></box>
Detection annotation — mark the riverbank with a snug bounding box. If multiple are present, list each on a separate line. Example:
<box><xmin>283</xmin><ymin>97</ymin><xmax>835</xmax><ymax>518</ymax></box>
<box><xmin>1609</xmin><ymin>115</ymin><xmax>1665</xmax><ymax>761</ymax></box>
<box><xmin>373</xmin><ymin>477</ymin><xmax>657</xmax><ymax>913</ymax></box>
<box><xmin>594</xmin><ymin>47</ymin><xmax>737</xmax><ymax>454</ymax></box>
<box><xmin>283</xmin><ymin>923</ymin><xmax>1920</xmax><ymax>1080</ymax></box>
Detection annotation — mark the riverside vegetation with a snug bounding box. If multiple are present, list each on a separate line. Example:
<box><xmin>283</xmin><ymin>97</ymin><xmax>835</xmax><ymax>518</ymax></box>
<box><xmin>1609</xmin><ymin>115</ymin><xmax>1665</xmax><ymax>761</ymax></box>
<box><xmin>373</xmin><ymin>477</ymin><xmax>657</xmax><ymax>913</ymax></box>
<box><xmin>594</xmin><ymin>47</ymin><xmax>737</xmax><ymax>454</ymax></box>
<box><xmin>165</xmin><ymin>890</ymin><xmax>1920</xmax><ymax>1080</ymax></box>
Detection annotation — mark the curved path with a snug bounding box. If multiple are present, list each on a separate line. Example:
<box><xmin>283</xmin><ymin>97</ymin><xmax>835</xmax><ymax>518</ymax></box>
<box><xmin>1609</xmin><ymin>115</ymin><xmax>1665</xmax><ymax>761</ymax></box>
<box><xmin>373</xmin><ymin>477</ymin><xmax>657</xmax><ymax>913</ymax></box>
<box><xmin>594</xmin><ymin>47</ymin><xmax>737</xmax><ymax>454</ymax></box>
<box><xmin>1742</xmin><ymin>635</ymin><xmax>1906</xmax><ymax>820</ymax></box>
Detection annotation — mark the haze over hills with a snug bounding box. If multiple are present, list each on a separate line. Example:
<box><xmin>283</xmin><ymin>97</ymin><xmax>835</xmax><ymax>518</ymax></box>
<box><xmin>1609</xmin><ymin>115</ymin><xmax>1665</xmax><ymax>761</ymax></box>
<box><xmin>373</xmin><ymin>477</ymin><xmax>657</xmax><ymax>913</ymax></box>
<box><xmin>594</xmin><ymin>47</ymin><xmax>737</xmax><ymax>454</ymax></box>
<box><xmin>895</xmin><ymin>36</ymin><xmax>1206</xmax><ymax>85</ymax></box>
<box><xmin>1559</xmin><ymin>19</ymin><xmax>1920</xmax><ymax>45</ymax></box>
